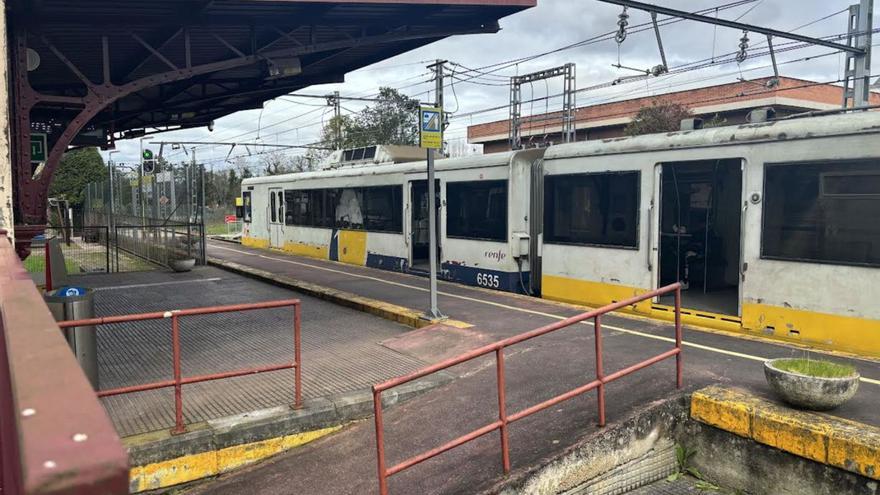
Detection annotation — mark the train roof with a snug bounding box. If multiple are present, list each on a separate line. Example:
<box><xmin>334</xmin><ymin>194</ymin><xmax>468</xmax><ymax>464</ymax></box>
<box><xmin>543</xmin><ymin>111</ymin><xmax>880</xmax><ymax>161</ymax></box>
<box><xmin>242</xmin><ymin>148</ymin><xmax>545</xmax><ymax>185</ymax></box>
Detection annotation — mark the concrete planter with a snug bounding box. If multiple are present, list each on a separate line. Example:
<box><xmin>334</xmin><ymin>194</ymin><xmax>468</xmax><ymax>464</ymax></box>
<box><xmin>170</xmin><ymin>258</ymin><xmax>196</xmax><ymax>272</ymax></box>
<box><xmin>764</xmin><ymin>358</ymin><xmax>859</xmax><ymax>411</ymax></box>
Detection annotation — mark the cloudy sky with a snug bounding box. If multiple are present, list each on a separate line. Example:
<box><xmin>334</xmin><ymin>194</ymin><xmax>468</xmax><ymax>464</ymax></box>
<box><xmin>104</xmin><ymin>0</ymin><xmax>878</xmax><ymax>170</ymax></box>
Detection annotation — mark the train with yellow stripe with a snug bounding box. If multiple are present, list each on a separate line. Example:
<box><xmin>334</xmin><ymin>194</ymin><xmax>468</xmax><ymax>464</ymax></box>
<box><xmin>241</xmin><ymin>111</ymin><xmax>880</xmax><ymax>357</ymax></box>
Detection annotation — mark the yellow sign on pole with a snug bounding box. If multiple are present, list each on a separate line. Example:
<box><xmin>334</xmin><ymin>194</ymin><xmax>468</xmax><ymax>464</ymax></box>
<box><xmin>419</xmin><ymin>106</ymin><xmax>442</xmax><ymax>149</ymax></box>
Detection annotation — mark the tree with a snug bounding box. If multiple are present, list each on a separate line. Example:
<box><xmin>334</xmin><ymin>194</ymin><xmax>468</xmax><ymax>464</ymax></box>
<box><xmin>261</xmin><ymin>151</ymin><xmax>289</xmax><ymax>176</ymax></box>
<box><xmin>49</xmin><ymin>147</ymin><xmax>106</xmax><ymax>206</ymax></box>
<box><xmin>318</xmin><ymin>87</ymin><xmax>420</xmax><ymax>151</ymax></box>
<box><xmin>624</xmin><ymin>101</ymin><xmax>693</xmax><ymax>136</ymax></box>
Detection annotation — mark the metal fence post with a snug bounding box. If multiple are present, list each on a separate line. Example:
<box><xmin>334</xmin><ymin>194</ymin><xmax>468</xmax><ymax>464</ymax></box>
<box><xmin>675</xmin><ymin>285</ymin><xmax>683</xmax><ymax>389</ymax></box>
<box><xmin>594</xmin><ymin>315</ymin><xmax>606</xmax><ymax>427</ymax></box>
<box><xmin>495</xmin><ymin>348</ymin><xmax>510</xmax><ymax>474</ymax></box>
<box><xmin>294</xmin><ymin>303</ymin><xmax>302</xmax><ymax>409</ymax></box>
<box><xmin>171</xmin><ymin>313</ymin><xmax>185</xmax><ymax>434</ymax></box>
<box><xmin>104</xmin><ymin>227</ymin><xmax>110</xmax><ymax>273</ymax></box>
<box><xmin>374</xmin><ymin>389</ymin><xmax>388</xmax><ymax>495</ymax></box>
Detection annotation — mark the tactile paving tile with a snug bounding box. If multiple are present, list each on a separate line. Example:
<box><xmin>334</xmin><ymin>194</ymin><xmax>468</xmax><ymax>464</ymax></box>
<box><xmin>77</xmin><ymin>267</ymin><xmax>428</xmax><ymax>437</ymax></box>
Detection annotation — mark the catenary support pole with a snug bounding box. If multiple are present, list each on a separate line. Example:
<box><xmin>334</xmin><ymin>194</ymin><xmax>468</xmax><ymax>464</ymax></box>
<box><xmin>426</xmin><ymin>60</ymin><xmax>447</xmax><ymax>320</ymax></box>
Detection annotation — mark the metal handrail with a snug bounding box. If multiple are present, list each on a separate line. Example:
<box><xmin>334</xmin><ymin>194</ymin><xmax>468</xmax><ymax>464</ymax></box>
<box><xmin>60</xmin><ymin>299</ymin><xmax>303</xmax><ymax>434</ymax></box>
<box><xmin>0</xmin><ymin>230</ymin><xmax>128</xmax><ymax>494</ymax></box>
<box><xmin>372</xmin><ymin>283</ymin><xmax>683</xmax><ymax>495</ymax></box>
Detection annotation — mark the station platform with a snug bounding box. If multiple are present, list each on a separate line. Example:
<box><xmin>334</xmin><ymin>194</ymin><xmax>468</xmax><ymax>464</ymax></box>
<box><xmin>79</xmin><ymin>266</ymin><xmax>427</xmax><ymax>437</ymax></box>
<box><xmin>191</xmin><ymin>239</ymin><xmax>880</xmax><ymax>495</ymax></box>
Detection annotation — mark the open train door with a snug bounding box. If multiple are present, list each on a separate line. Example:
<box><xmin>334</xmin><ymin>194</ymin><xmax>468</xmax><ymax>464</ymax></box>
<box><xmin>268</xmin><ymin>187</ymin><xmax>284</xmax><ymax>249</ymax></box>
<box><xmin>649</xmin><ymin>163</ymin><xmax>662</xmax><ymax>295</ymax></box>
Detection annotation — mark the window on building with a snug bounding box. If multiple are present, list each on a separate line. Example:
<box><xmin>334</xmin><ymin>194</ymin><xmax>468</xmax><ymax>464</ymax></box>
<box><xmin>762</xmin><ymin>159</ymin><xmax>880</xmax><ymax>267</ymax></box>
<box><xmin>446</xmin><ymin>180</ymin><xmax>508</xmax><ymax>241</ymax></box>
<box><xmin>544</xmin><ymin>171</ymin><xmax>640</xmax><ymax>248</ymax></box>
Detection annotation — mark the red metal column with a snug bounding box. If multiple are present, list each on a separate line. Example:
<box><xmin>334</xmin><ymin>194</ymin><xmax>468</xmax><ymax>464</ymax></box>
<box><xmin>294</xmin><ymin>303</ymin><xmax>303</xmax><ymax>409</ymax></box>
<box><xmin>675</xmin><ymin>285</ymin><xmax>683</xmax><ymax>389</ymax></box>
<box><xmin>171</xmin><ymin>313</ymin><xmax>185</xmax><ymax>434</ymax></box>
<box><xmin>495</xmin><ymin>348</ymin><xmax>510</xmax><ymax>473</ymax></box>
<box><xmin>373</xmin><ymin>389</ymin><xmax>388</xmax><ymax>495</ymax></box>
<box><xmin>594</xmin><ymin>315</ymin><xmax>606</xmax><ymax>427</ymax></box>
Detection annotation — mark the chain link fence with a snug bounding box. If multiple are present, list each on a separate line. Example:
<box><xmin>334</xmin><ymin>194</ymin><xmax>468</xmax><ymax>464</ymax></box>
<box><xmin>74</xmin><ymin>162</ymin><xmax>207</xmax><ymax>270</ymax></box>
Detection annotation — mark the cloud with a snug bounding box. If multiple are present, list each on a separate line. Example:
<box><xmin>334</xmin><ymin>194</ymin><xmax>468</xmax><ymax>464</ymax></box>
<box><xmin>104</xmin><ymin>0</ymin><xmax>872</xmax><ymax>168</ymax></box>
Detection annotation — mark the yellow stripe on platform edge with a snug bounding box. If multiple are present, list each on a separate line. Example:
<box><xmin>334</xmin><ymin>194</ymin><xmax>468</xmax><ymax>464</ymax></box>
<box><xmin>129</xmin><ymin>426</ymin><xmax>341</xmax><ymax>492</ymax></box>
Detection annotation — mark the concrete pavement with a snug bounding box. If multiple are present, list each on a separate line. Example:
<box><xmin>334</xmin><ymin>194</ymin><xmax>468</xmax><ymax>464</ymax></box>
<box><xmin>185</xmin><ymin>240</ymin><xmax>880</xmax><ymax>494</ymax></box>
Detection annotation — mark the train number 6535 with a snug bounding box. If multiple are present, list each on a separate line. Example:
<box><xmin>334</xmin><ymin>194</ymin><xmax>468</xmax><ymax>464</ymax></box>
<box><xmin>476</xmin><ymin>273</ymin><xmax>500</xmax><ymax>288</ymax></box>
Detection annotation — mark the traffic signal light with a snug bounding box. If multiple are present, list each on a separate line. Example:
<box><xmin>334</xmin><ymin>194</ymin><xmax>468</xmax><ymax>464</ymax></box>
<box><xmin>142</xmin><ymin>149</ymin><xmax>156</xmax><ymax>175</ymax></box>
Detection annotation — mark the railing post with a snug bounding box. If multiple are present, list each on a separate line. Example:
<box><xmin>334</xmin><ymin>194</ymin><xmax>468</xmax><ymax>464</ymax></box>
<box><xmin>373</xmin><ymin>388</ymin><xmax>388</xmax><ymax>495</ymax></box>
<box><xmin>293</xmin><ymin>303</ymin><xmax>302</xmax><ymax>409</ymax></box>
<box><xmin>171</xmin><ymin>313</ymin><xmax>186</xmax><ymax>434</ymax></box>
<box><xmin>675</xmin><ymin>284</ymin><xmax>683</xmax><ymax>389</ymax></box>
<box><xmin>495</xmin><ymin>347</ymin><xmax>511</xmax><ymax>474</ymax></box>
<box><xmin>594</xmin><ymin>315</ymin><xmax>606</xmax><ymax>427</ymax></box>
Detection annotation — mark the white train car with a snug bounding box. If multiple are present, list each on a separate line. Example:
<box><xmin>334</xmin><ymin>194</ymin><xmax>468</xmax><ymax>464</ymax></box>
<box><xmin>538</xmin><ymin>111</ymin><xmax>880</xmax><ymax>356</ymax></box>
<box><xmin>240</xmin><ymin>112</ymin><xmax>880</xmax><ymax>357</ymax></box>
<box><xmin>241</xmin><ymin>148</ymin><xmax>544</xmax><ymax>293</ymax></box>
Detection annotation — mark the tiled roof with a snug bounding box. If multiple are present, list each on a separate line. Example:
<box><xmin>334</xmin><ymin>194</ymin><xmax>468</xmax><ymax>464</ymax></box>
<box><xmin>467</xmin><ymin>76</ymin><xmax>880</xmax><ymax>141</ymax></box>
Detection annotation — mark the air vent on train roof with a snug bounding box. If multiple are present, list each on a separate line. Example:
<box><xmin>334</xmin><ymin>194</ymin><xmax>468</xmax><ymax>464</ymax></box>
<box><xmin>319</xmin><ymin>145</ymin><xmax>425</xmax><ymax>169</ymax></box>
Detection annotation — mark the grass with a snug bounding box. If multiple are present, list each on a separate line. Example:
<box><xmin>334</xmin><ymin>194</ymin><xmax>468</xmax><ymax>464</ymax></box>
<box><xmin>774</xmin><ymin>358</ymin><xmax>856</xmax><ymax>378</ymax></box>
<box><xmin>206</xmin><ymin>223</ymin><xmax>233</xmax><ymax>235</ymax></box>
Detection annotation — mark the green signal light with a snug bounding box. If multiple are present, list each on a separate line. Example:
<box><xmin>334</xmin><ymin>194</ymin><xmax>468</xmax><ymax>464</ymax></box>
<box><xmin>142</xmin><ymin>149</ymin><xmax>154</xmax><ymax>160</ymax></box>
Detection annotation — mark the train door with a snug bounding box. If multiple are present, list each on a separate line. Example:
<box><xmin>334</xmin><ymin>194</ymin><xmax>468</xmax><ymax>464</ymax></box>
<box><xmin>409</xmin><ymin>179</ymin><xmax>440</xmax><ymax>273</ymax></box>
<box><xmin>655</xmin><ymin>159</ymin><xmax>743</xmax><ymax>317</ymax></box>
<box><xmin>268</xmin><ymin>187</ymin><xmax>284</xmax><ymax>248</ymax></box>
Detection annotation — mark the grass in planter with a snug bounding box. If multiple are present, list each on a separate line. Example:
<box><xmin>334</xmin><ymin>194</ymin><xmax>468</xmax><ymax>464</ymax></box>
<box><xmin>775</xmin><ymin>358</ymin><xmax>856</xmax><ymax>378</ymax></box>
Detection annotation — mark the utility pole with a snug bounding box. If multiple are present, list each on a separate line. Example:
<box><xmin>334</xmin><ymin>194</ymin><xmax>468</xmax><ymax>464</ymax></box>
<box><xmin>327</xmin><ymin>91</ymin><xmax>342</xmax><ymax>148</ymax></box>
<box><xmin>424</xmin><ymin>59</ymin><xmax>447</xmax><ymax>321</ymax></box>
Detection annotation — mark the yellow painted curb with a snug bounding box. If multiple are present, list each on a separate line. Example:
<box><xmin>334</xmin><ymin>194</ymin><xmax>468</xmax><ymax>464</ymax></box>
<box><xmin>129</xmin><ymin>426</ymin><xmax>342</xmax><ymax>492</ymax></box>
<box><xmin>691</xmin><ymin>386</ymin><xmax>879</xmax><ymax>480</ymax></box>
<box><xmin>209</xmin><ymin>258</ymin><xmax>472</xmax><ymax>330</ymax></box>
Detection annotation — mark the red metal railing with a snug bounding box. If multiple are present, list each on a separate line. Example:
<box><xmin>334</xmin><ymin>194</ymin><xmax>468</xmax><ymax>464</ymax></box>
<box><xmin>372</xmin><ymin>283</ymin><xmax>683</xmax><ymax>495</ymax></box>
<box><xmin>60</xmin><ymin>299</ymin><xmax>303</xmax><ymax>434</ymax></box>
<box><xmin>0</xmin><ymin>229</ymin><xmax>128</xmax><ymax>494</ymax></box>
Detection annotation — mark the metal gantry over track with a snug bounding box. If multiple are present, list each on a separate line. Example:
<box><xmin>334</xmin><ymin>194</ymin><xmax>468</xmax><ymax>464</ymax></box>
<box><xmin>509</xmin><ymin>63</ymin><xmax>577</xmax><ymax>150</ymax></box>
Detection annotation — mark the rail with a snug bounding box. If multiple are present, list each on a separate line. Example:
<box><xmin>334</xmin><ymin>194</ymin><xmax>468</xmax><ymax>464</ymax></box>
<box><xmin>60</xmin><ymin>299</ymin><xmax>302</xmax><ymax>434</ymax></box>
<box><xmin>0</xmin><ymin>230</ymin><xmax>128</xmax><ymax>494</ymax></box>
<box><xmin>372</xmin><ymin>283</ymin><xmax>683</xmax><ymax>495</ymax></box>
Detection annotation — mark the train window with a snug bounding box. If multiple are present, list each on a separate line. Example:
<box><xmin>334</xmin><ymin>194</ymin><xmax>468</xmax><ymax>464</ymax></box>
<box><xmin>763</xmin><ymin>159</ymin><xmax>880</xmax><ymax>267</ymax></box>
<box><xmin>544</xmin><ymin>171</ymin><xmax>640</xmax><ymax>248</ymax></box>
<box><xmin>270</xmin><ymin>191</ymin><xmax>277</xmax><ymax>223</ymax></box>
<box><xmin>242</xmin><ymin>192</ymin><xmax>252</xmax><ymax>223</ymax></box>
<box><xmin>446</xmin><ymin>180</ymin><xmax>508</xmax><ymax>241</ymax></box>
<box><xmin>363</xmin><ymin>186</ymin><xmax>403</xmax><ymax>232</ymax></box>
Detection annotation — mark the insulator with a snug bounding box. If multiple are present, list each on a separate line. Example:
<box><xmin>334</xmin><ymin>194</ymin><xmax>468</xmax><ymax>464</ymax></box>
<box><xmin>736</xmin><ymin>30</ymin><xmax>749</xmax><ymax>63</ymax></box>
<box><xmin>651</xmin><ymin>64</ymin><xmax>668</xmax><ymax>77</ymax></box>
<box><xmin>616</xmin><ymin>7</ymin><xmax>629</xmax><ymax>44</ymax></box>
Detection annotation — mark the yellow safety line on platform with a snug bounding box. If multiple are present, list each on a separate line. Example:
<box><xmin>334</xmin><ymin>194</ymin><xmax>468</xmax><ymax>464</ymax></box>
<box><xmin>211</xmin><ymin>244</ymin><xmax>880</xmax><ymax>387</ymax></box>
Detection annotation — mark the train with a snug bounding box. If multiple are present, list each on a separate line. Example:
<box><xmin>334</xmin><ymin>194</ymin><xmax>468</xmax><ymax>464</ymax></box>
<box><xmin>241</xmin><ymin>111</ymin><xmax>880</xmax><ymax>357</ymax></box>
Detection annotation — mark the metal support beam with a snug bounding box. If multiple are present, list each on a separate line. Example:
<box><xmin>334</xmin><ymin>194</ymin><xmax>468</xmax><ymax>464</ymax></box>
<box><xmin>842</xmin><ymin>0</ymin><xmax>874</xmax><ymax>108</ymax></box>
<box><xmin>597</xmin><ymin>0</ymin><xmax>865</xmax><ymax>54</ymax></box>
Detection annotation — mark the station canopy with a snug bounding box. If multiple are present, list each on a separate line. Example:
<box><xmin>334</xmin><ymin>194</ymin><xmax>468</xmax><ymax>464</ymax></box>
<box><xmin>10</xmin><ymin>0</ymin><xmax>534</xmax><ymax>146</ymax></box>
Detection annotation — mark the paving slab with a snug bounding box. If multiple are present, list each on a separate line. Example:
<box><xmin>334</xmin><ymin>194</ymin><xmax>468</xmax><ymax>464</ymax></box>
<box><xmin>74</xmin><ymin>266</ymin><xmax>427</xmax><ymax>437</ymax></box>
